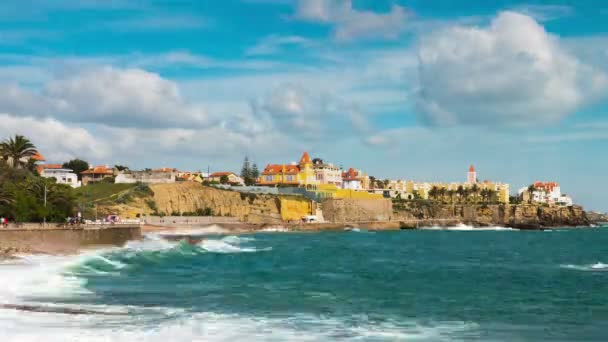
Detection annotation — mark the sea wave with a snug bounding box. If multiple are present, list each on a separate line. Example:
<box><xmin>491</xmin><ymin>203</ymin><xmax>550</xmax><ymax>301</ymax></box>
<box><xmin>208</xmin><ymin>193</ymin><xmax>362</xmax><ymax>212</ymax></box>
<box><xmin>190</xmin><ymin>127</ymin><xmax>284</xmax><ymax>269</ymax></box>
<box><xmin>420</xmin><ymin>224</ymin><xmax>515</xmax><ymax>231</ymax></box>
<box><xmin>0</xmin><ymin>308</ymin><xmax>478</xmax><ymax>342</ymax></box>
<box><xmin>560</xmin><ymin>262</ymin><xmax>608</xmax><ymax>272</ymax></box>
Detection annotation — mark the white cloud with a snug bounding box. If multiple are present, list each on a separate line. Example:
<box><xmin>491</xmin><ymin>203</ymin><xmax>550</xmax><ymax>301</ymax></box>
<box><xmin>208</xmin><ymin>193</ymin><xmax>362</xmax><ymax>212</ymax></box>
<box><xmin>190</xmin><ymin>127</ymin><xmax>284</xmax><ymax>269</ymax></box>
<box><xmin>295</xmin><ymin>0</ymin><xmax>410</xmax><ymax>41</ymax></box>
<box><xmin>0</xmin><ymin>114</ymin><xmax>109</xmax><ymax>162</ymax></box>
<box><xmin>509</xmin><ymin>4</ymin><xmax>573</xmax><ymax>21</ymax></box>
<box><xmin>0</xmin><ymin>67</ymin><xmax>216</xmax><ymax>129</ymax></box>
<box><xmin>250</xmin><ymin>83</ymin><xmax>368</xmax><ymax>140</ymax></box>
<box><xmin>416</xmin><ymin>11</ymin><xmax>608</xmax><ymax>126</ymax></box>
<box><xmin>246</xmin><ymin>35</ymin><xmax>312</xmax><ymax>56</ymax></box>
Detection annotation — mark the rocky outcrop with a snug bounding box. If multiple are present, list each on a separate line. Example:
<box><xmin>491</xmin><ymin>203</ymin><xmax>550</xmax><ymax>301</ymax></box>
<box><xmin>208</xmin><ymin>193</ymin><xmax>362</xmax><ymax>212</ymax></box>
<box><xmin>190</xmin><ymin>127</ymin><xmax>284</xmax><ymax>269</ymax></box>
<box><xmin>393</xmin><ymin>201</ymin><xmax>589</xmax><ymax>228</ymax></box>
<box><xmin>98</xmin><ymin>183</ymin><xmax>313</xmax><ymax>224</ymax></box>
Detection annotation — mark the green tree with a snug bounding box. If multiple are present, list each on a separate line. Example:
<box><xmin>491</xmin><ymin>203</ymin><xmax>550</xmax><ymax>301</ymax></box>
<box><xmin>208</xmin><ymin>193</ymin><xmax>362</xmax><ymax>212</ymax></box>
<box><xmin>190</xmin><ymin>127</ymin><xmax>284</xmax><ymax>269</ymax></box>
<box><xmin>63</xmin><ymin>159</ymin><xmax>90</xmax><ymax>181</ymax></box>
<box><xmin>383</xmin><ymin>179</ymin><xmax>390</xmax><ymax>189</ymax></box>
<box><xmin>240</xmin><ymin>157</ymin><xmax>251</xmax><ymax>179</ymax></box>
<box><xmin>447</xmin><ymin>189</ymin><xmax>456</xmax><ymax>204</ymax></box>
<box><xmin>369</xmin><ymin>176</ymin><xmax>376</xmax><ymax>189</ymax></box>
<box><xmin>471</xmin><ymin>184</ymin><xmax>480</xmax><ymax>203</ymax></box>
<box><xmin>220</xmin><ymin>175</ymin><xmax>229</xmax><ymax>184</ymax></box>
<box><xmin>429</xmin><ymin>186</ymin><xmax>439</xmax><ymax>200</ymax></box>
<box><xmin>456</xmin><ymin>185</ymin><xmax>465</xmax><ymax>203</ymax></box>
<box><xmin>438</xmin><ymin>187</ymin><xmax>447</xmax><ymax>203</ymax></box>
<box><xmin>251</xmin><ymin>163</ymin><xmax>260</xmax><ymax>179</ymax></box>
<box><xmin>0</xmin><ymin>135</ymin><xmax>38</xmax><ymax>169</ymax></box>
<box><xmin>114</xmin><ymin>165</ymin><xmax>129</xmax><ymax>171</ymax></box>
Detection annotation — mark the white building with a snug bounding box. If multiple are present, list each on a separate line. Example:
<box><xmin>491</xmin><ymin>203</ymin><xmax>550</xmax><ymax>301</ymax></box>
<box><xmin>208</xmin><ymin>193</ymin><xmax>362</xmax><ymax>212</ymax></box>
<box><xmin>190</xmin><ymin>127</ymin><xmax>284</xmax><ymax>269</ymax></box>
<box><xmin>518</xmin><ymin>182</ymin><xmax>573</xmax><ymax>206</ymax></box>
<box><xmin>40</xmin><ymin>166</ymin><xmax>81</xmax><ymax>188</ymax></box>
<box><xmin>342</xmin><ymin>168</ymin><xmax>364</xmax><ymax>190</ymax></box>
<box><xmin>313</xmin><ymin>161</ymin><xmax>343</xmax><ymax>187</ymax></box>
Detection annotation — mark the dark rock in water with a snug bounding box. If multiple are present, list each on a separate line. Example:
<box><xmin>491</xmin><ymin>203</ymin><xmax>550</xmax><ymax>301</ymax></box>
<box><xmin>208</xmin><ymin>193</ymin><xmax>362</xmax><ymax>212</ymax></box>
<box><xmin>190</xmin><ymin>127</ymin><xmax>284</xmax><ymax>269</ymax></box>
<box><xmin>0</xmin><ymin>304</ymin><xmax>127</xmax><ymax>316</ymax></box>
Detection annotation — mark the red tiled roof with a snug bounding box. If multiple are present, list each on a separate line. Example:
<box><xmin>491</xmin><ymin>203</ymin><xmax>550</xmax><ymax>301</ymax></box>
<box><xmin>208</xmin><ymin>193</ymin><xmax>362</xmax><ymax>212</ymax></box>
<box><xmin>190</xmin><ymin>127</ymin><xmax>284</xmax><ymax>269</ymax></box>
<box><xmin>342</xmin><ymin>167</ymin><xmax>361</xmax><ymax>181</ymax></box>
<box><xmin>31</xmin><ymin>152</ymin><xmax>45</xmax><ymax>161</ymax></box>
<box><xmin>81</xmin><ymin>166</ymin><xmax>113</xmax><ymax>175</ymax></box>
<box><xmin>42</xmin><ymin>164</ymin><xmax>63</xmax><ymax>170</ymax></box>
<box><xmin>534</xmin><ymin>181</ymin><xmax>559</xmax><ymax>192</ymax></box>
<box><xmin>153</xmin><ymin>168</ymin><xmax>177</xmax><ymax>173</ymax></box>
<box><xmin>262</xmin><ymin>164</ymin><xmax>300</xmax><ymax>175</ymax></box>
<box><xmin>469</xmin><ymin>165</ymin><xmax>475</xmax><ymax>172</ymax></box>
<box><xmin>299</xmin><ymin>151</ymin><xmax>311</xmax><ymax>165</ymax></box>
<box><xmin>210</xmin><ymin>172</ymin><xmax>235</xmax><ymax>177</ymax></box>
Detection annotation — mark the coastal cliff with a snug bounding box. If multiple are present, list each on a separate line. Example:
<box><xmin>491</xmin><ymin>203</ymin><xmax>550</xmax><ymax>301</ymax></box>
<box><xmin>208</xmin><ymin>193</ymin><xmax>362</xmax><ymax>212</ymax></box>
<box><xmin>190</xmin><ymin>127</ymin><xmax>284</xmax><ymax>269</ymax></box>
<box><xmin>96</xmin><ymin>183</ymin><xmax>313</xmax><ymax>224</ymax></box>
<box><xmin>393</xmin><ymin>201</ymin><xmax>589</xmax><ymax>228</ymax></box>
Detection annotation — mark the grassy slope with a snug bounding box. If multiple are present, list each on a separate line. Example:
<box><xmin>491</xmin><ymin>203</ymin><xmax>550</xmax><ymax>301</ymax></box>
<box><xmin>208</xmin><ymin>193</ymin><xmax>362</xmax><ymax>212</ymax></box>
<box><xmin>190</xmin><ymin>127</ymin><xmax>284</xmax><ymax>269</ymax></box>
<box><xmin>74</xmin><ymin>183</ymin><xmax>137</xmax><ymax>203</ymax></box>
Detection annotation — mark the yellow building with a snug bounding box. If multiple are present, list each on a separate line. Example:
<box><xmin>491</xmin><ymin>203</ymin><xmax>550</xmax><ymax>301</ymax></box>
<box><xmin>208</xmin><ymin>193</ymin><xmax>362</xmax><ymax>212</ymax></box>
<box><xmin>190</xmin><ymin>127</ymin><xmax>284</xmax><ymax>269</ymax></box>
<box><xmin>257</xmin><ymin>152</ymin><xmax>319</xmax><ymax>189</ymax></box>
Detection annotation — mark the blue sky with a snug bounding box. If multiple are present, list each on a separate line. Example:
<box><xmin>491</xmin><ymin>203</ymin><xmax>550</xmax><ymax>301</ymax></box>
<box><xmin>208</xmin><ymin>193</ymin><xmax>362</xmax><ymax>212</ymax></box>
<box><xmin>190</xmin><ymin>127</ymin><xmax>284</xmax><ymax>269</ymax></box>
<box><xmin>0</xmin><ymin>0</ymin><xmax>607</xmax><ymax>210</ymax></box>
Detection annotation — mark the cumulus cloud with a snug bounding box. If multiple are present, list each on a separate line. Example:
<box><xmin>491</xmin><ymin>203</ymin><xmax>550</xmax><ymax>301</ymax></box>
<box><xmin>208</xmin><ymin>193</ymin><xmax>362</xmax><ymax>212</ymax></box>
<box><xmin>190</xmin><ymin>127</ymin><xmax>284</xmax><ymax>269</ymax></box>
<box><xmin>0</xmin><ymin>114</ymin><xmax>109</xmax><ymax>161</ymax></box>
<box><xmin>295</xmin><ymin>0</ymin><xmax>409</xmax><ymax>41</ymax></box>
<box><xmin>250</xmin><ymin>83</ymin><xmax>366</xmax><ymax>140</ymax></box>
<box><xmin>0</xmin><ymin>67</ymin><xmax>215</xmax><ymax>129</ymax></box>
<box><xmin>416</xmin><ymin>11</ymin><xmax>608</xmax><ymax>126</ymax></box>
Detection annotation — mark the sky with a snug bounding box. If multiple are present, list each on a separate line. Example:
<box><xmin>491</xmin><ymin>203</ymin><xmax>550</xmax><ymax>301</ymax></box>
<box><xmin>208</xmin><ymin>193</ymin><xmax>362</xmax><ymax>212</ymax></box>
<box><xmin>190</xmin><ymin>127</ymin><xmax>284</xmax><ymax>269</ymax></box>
<box><xmin>0</xmin><ymin>0</ymin><xmax>607</xmax><ymax>210</ymax></box>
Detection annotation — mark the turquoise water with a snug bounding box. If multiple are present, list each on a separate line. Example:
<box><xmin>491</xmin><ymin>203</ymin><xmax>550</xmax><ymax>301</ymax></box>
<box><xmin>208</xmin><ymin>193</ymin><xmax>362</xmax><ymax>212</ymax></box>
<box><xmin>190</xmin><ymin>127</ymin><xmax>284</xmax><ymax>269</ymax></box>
<box><xmin>2</xmin><ymin>228</ymin><xmax>608</xmax><ymax>341</ymax></box>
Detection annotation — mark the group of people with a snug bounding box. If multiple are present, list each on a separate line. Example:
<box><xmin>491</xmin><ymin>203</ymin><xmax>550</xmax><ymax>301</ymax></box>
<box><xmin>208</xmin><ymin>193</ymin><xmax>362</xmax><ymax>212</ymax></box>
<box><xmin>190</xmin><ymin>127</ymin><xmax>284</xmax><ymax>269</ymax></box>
<box><xmin>0</xmin><ymin>217</ymin><xmax>8</xmax><ymax>228</ymax></box>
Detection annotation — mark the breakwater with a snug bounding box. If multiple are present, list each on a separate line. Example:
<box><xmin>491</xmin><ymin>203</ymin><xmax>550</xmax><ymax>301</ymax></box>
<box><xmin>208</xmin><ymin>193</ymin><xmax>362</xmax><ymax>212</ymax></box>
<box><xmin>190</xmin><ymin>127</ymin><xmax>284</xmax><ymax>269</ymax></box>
<box><xmin>0</xmin><ymin>225</ymin><xmax>141</xmax><ymax>256</ymax></box>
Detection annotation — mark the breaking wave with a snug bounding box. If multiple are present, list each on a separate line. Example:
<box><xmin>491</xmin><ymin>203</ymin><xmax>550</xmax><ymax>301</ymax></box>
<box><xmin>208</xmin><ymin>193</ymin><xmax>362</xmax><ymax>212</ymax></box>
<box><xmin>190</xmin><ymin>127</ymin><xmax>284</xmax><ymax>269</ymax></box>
<box><xmin>560</xmin><ymin>262</ymin><xmax>608</xmax><ymax>272</ymax></box>
<box><xmin>421</xmin><ymin>224</ymin><xmax>515</xmax><ymax>231</ymax></box>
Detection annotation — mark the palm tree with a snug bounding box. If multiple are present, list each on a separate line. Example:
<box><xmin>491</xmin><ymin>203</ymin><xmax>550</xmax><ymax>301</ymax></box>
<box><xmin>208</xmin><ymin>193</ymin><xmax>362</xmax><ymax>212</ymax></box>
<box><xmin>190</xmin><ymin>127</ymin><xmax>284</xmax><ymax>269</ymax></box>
<box><xmin>463</xmin><ymin>188</ymin><xmax>471</xmax><ymax>203</ymax></box>
<box><xmin>0</xmin><ymin>186</ymin><xmax>13</xmax><ymax>207</ymax></box>
<box><xmin>429</xmin><ymin>186</ymin><xmax>439</xmax><ymax>200</ymax></box>
<box><xmin>0</xmin><ymin>135</ymin><xmax>38</xmax><ymax>169</ymax></box>
<box><xmin>447</xmin><ymin>189</ymin><xmax>456</xmax><ymax>204</ymax></box>
<box><xmin>471</xmin><ymin>184</ymin><xmax>480</xmax><ymax>203</ymax></box>
<box><xmin>456</xmin><ymin>185</ymin><xmax>465</xmax><ymax>203</ymax></box>
<box><xmin>527</xmin><ymin>185</ymin><xmax>536</xmax><ymax>203</ymax></box>
<box><xmin>480</xmin><ymin>189</ymin><xmax>489</xmax><ymax>203</ymax></box>
<box><xmin>438</xmin><ymin>187</ymin><xmax>447</xmax><ymax>203</ymax></box>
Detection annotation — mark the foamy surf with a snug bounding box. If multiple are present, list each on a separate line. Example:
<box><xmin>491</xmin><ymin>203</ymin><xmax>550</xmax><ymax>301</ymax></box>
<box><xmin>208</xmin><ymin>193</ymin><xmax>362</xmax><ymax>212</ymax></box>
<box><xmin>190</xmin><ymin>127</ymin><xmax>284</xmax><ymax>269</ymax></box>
<box><xmin>561</xmin><ymin>262</ymin><xmax>608</xmax><ymax>272</ymax></box>
<box><xmin>421</xmin><ymin>224</ymin><xmax>515</xmax><ymax>231</ymax></box>
<box><xmin>0</xmin><ymin>308</ymin><xmax>478</xmax><ymax>342</ymax></box>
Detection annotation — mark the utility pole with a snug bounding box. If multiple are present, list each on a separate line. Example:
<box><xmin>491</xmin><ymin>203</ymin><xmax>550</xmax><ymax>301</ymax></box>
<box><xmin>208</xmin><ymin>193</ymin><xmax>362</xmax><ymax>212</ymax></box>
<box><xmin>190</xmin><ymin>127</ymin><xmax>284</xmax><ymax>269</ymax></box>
<box><xmin>43</xmin><ymin>184</ymin><xmax>47</xmax><ymax>226</ymax></box>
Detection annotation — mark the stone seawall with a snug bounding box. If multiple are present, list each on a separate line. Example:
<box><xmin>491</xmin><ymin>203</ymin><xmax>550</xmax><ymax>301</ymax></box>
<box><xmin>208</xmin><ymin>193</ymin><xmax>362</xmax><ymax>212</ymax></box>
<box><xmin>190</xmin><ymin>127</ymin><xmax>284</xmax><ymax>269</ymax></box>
<box><xmin>322</xmin><ymin>199</ymin><xmax>393</xmax><ymax>223</ymax></box>
<box><xmin>0</xmin><ymin>225</ymin><xmax>141</xmax><ymax>255</ymax></box>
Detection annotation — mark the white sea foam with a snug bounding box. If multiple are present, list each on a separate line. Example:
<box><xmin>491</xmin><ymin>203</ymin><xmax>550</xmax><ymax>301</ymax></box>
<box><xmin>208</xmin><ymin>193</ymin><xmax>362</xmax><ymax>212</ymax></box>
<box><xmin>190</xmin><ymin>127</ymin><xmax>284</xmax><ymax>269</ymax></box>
<box><xmin>199</xmin><ymin>239</ymin><xmax>270</xmax><ymax>254</ymax></box>
<box><xmin>561</xmin><ymin>262</ymin><xmax>608</xmax><ymax>272</ymax></box>
<box><xmin>159</xmin><ymin>224</ymin><xmax>230</xmax><ymax>237</ymax></box>
<box><xmin>221</xmin><ymin>235</ymin><xmax>255</xmax><ymax>244</ymax></box>
<box><xmin>0</xmin><ymin>308</ymin><xmax>478</xmax><ymax>342</ymax></box>
<box><xmin>259</xmin><ymin>225</ymin><xmax>289</xmax><ymax>232</ymax></box>
<box><xmin>421</xmin><ymin>224</ymin><xmax>515</xmax><ymax>231</ymax></box>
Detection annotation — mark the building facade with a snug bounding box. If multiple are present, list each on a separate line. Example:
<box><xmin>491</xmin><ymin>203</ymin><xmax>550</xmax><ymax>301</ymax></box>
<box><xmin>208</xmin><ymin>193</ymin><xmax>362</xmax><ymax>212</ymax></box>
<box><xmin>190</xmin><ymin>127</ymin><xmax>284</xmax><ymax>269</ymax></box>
<box><xmin>81</xmin><ymin>166</ymin><xmax>115</xmax><ymax>185</ymax></box>
<box><xmin>313</xmin><ymin>160</ymin><xmax>343</xmax><ymax>187</ymax></box>
<box><xmin>209</xmin><ymin>172</ymin><xmax>245</xmax><ymax>185</ymax></box>
<box><xmin>257</xmin><ymin>152</ymin><xmax>319</xmax><ymax>188</ymax></box>
<box><xmin>518</xmin><ymin>182</ymin><xmax>573</xmax><ymax>206</ymax></box>
<box><xmin>39</xmin><ymin>164</ymin><xmax>81</xmax><ymax>188</ymax></box>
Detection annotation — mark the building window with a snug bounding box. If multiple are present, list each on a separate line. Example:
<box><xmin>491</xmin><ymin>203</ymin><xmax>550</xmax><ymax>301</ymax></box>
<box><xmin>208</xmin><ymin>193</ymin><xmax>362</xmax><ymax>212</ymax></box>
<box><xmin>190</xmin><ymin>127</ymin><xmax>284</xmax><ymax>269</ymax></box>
<box><xmin>286</xmin><ymin>175</ymin><xmax>295</xmax><ymax>182</ymax></box>
<box><xmin>265</xmin><ymin>176</ymin><xmax>273</xmax><ymax>182</ymax></box>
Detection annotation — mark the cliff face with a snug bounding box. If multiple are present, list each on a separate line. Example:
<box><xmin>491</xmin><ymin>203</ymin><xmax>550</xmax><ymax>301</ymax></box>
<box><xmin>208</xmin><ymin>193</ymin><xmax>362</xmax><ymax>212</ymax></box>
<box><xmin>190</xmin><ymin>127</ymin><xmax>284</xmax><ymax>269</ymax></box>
<box><xmin>97</xmin><ymin>183</ymin><xmax>313</xmax><ymax>224</ymax></box>
<box><xmin>322</xmin><ymin>199</ymin><xmax>393</xmax><ymax>223</ymax></box>
<box><xmin>393</xmin><ymin>202</ymin><xmax>589</xmax><ymax>228</ymax></box>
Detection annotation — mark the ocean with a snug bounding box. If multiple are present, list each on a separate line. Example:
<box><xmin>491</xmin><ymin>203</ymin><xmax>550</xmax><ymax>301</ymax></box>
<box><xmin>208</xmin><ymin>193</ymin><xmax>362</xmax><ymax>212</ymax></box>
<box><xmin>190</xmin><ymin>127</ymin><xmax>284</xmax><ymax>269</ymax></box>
<box><xmin>1</xmin><ymin>227</ymin><xmax>607</xmax><ymax>341</ymax></box>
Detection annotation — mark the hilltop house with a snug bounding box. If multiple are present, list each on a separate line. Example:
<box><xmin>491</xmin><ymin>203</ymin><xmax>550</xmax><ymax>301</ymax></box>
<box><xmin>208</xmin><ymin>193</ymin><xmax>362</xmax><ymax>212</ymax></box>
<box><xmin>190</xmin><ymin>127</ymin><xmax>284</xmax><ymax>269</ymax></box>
<box><xmin>257</xmin><ymin>152</ymin><xmax>319</xmax><ymax>189</ymax></box>
<box><xmin>81</xmin><ymin>166</ymin><xmax>115</xmax><ymax>185</ymax></box>
<box><xmin>313</xmin><ymin>159</ymin><xmax>343</xmax><ymax>187</ymax></box>
<box><xmin>518</xmin><ymin>182</ymin><xmax>573</xmax><ymax>206</ymax></box>
<box><xmin>39</xmin><ymin>164</ymin><xmax>81</xmax><ymax>188</ymax></box>
<box><xmin>208</xmin><ymin>172</ymin><xmax>244</xmax><ymax>185</ymax></box>
<box><xmin>342</xmin><ymin>168</ymin><xmax>370</xmax><ymax>190</ymax></box>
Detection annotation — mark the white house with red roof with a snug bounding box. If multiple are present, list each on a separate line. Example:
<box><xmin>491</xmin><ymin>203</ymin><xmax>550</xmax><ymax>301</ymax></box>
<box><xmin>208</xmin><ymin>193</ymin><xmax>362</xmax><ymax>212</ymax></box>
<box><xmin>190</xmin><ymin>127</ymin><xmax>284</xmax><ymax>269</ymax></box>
<box><xmin>39</xmin><ymin>164</ymin><xmax>81</xmax><ymax>188</ymax></box>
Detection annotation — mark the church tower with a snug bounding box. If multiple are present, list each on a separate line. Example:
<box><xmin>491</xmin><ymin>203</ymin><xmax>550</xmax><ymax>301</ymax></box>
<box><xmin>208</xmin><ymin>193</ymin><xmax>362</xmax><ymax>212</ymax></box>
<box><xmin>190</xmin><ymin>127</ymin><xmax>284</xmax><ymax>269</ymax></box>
<box><xmin>467</xmin><ymin>165</ymin><xmax>477</xmax><ymax>184</ymax></box>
